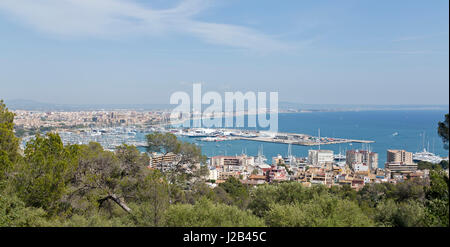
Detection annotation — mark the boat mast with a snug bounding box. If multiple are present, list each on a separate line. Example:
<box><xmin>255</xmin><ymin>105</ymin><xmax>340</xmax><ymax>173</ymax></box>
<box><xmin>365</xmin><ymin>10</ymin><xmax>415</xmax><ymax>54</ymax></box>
<box><xmin>318</xmin><ymin>128</ymin><xmax>321</xmax><ymax>150</ymax></box>
<box><xmin>423</xmin><ymin>131</ymin><xmax>426</xmax><ymax>151</ymax></box>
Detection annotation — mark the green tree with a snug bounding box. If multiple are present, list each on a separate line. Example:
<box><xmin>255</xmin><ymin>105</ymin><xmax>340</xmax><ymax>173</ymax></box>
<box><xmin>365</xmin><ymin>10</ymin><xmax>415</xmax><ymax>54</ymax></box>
<box><xmin>439</xmin><ymin>160</ymin><xmax>448</xmax><ymax>170</ymax></box>
<box><xmin>248</xmin><ymin>184</ymin><xmax>281</xmax><ymax>217</ymax></box>
<box><xmin>373</xmin><ymin>199</ymin><xmax>398</xmax><ymax>226</ymax></box>
<box><xmin>39</xmin><ymin>213</ymin><xmax>131</xmax><ymax>227</ymax></box>
<box><xmin>146</xmin><ymin>132</ymin><xmax>180</xmax><ymax>155</ymax></box>
<box><xmin>438</xmin><ymin>113</ymin><xmax>449</xmax><ymax>150</ymax></box>
<box><xmin>165</xmin><ymin>198</ymin><xmax>265</xmax><ymax>227</ymax></box>
<box><xmin>13</xmin><ymin>133</ymin><xmax>78</xmax><ymax>214</ymax></box>
<box><xmin>146</xmin><ymin>132</ymin><xmax>206</xmax><ymax>202</ymax></box>
<box><xmin>424</xmin><ymin>169</ymin><xmax>449</xmax><ymax>226</ymax></box>
<box><xmin>374</xmin><ymin>199</ymin><xmax>427</xmax><ymax>227</ymax></box>
<box><xmin>185</xmin><ymin>181</ymin><xmax>217</xmax><ymax>204</ymax></box>
<box><xmin>358</xmin><ymin>183</ymin><xmax>394</xmax><ymax>208</ymax></box>
<box><xmin>128</xmin><ymin>170</ymin><xmax>169</xmax><ymax>226</ymax></box>
<box><xmin>0</xmin><ymin>100</ymin><xmax>20</xmax><ymax>180</ymax></box>
<box><xmin>417</xmin><ymin>160</ymin><xmax>449</xmax><ymax>170</ymax></box>
<box><xmin>0</xmin><ymin>191</ymin><xmax>47</xmax><ymax>227</ymax></box>
<box><xmin>265</xmin><ymin>194</ymin><xmax>374</xmax><ymax>227</ymax></box>
<box><xmin>116</xmin><ymin>144</ymin><xmax>150</xmax><ymax>176</ymax></box>
<box><xmin>69</xmin><ymin>143</ymin><xmax>144</xmax><ymax>214</ymax></box>
<box><xmin>417</xmin><ymin>161</ymin><xmax>434</xmax><ymax>170</ymax></box>
<box><xmin>219</xmin><ymin>176</ymin><xmax>250</xmax><ymax>209</ymax></box>
<box><xmin>249</xmin><ymin>182</ymin><xmax>327</xmax><ymax>217</ymax></box>
<box><xmin>393</xmin><ymin>179</ymin><xmax>426</xmax><ymax>203</ymax></box>
<box><xmin>146</xmin><ymin>132</ymin><xmax>206</xmax><ymax>169</ymax></box>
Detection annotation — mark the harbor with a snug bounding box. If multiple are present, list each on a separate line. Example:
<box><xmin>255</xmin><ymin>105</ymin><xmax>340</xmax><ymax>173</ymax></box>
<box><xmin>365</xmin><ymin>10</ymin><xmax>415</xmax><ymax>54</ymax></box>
<box><xmin>17</xmin><ymin>111</ymin><xmax>449</xmax><ymax>168</ymax></box>
<box><xmin>174</xmin><ymin>128</ymin><xmax>375</xmax><ymax>146</ymax></box>
<box><xmin>23</xmin><ymin>126</ymin><xmax>373</xmax><ymax>151</ymax></box>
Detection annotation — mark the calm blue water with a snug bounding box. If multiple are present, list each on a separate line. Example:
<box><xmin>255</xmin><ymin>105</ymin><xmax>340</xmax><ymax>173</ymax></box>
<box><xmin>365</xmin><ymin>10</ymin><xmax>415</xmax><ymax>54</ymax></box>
<box><xmin>139</xmin><ymin>110</ymin><xmax>449</xmax><ymax>168</ymax></box>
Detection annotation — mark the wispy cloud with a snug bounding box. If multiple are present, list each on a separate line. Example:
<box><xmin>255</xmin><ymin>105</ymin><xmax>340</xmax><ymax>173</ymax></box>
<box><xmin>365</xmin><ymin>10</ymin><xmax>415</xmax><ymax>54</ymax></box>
<box><xmin>392</xmin><ymin>36</ymin><xmax>428</xmax><ymax>42</ymax></box>
<box><xmin>392</xmin><ymin>32</ymin><xmax>449</xmax><ymax>42</ymax></box>
<box><xmin>353</xmin><ymin>50</ymin><xmax>444</xmax><ymax>55</ymax></box>
<box><xmin>0</xmin><ymin>0</ymin><xmax>292</xmax><ymax>51</ymax></box>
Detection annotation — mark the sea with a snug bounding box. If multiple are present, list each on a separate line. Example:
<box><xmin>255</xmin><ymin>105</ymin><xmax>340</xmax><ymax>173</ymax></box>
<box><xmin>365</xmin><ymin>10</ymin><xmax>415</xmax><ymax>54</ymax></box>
<box><xmin>138</xmin><ymin>110</ymin><xmax>449</xmax><ymax>168</ymax></box>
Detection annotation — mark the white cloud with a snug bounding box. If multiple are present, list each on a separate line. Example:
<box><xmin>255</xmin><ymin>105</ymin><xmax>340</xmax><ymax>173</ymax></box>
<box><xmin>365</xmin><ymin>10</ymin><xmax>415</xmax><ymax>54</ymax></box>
<box><xmin>0</xmin><ymin>0</ymin><xmax>291</xmax><ymax>51</ymax></box>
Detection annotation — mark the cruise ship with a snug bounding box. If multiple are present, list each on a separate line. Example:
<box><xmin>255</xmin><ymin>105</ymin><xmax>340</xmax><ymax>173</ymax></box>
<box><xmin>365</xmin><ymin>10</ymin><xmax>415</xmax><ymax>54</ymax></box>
<box><xmin>413</xmin><ymin>148</ymin><xmax>444</xmax><ymax>164</ymax></box>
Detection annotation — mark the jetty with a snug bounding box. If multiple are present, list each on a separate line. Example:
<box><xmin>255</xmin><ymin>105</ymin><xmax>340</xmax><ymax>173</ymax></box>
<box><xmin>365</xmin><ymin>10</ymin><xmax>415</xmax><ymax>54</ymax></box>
<box><xmin>176</xmin><ymin>128</ymin><xmax>374</xmax><ymax>146</ymax></box>
<box><xmin>235</xmin><ymin>136</ymin><xmax>374</xmax><ymax>146</ymax></box>
<box><xmin>232</xmin><ymin>132</ymin><xmax>374</xmax><ymax>146</ymax></box>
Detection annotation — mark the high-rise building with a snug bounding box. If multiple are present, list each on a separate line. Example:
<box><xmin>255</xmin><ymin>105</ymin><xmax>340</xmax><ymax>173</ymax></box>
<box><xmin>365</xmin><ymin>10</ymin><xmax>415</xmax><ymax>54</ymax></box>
<box><xmin>346</xmin><ymin>150</ymin><xmax>379</xmax><ymax>171</ymax></box>
<box><xmin>387</xmin><ymin>150</ymin><xmax>413</xmax><ymax>164</ymax></box>
<box><xmin>211</xmin><ymin>155</ymin><xmax>254</xmax><ymax>172</ymax></box>
<box><xmin>308</xmin><ymin>150</ymin><xmax>334</xmax><ymax>167</ymax></box>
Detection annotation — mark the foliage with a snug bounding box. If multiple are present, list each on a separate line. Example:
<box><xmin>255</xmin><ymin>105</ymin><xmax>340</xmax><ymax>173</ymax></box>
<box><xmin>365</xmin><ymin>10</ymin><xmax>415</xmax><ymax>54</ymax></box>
<box><xmin>69</xmin><ymin>143</ymin><xmax>149</xmax><ymax>214</ymax></box>
<box><xmin>0</xmin><ymin>191</ymin><xmax>47</xmax><ymax>227</ymax></box>
<box><xmin>146</xmin><ymin>132</ymin><xmax>206</xmax><ymax>166</ymax></box>
<box><xmin>218</xmin><ymin>177</ymin><xmax>250</xmax><ymax>209</ymax></box>
<box><xmin>0</xmin><ymin>100</ymin><xmax>20</xmax><ymax>180</ymax></box>
<box><xmin>127</xmin><ymin>170</ymin><xmax>169</xmax><ymax>226</ymax></box>
<box><xmin>249</xmin><ymin>183</ymin><xmax>327</xmax><ymax>217</ymax></box>
<box><xmin>374</xmin><ymin>199</ymin><xmax>427</xmax><ymax>227</ymax></box>
<box><xmin>417</xmin><ymin>160</ymin><xmax>448</xmax><ymax>170</ymax></box>
<box><xmin>165</xmin><ymin>198</ymin><xmax>265</xmax><ymax>227</ymax></box>
<box><xmin>438</xmin><ymin>113</ymin><xmax>449</xmax><ymax>150</ymax></box>
<box><xmin>13</xmin><ymin>133</ymin><xmax>78</xmax><ymax>214</ymax></box>
<box><xmin>424</xmin><ymin>169</ymin><xmax>449</xmax><ymax>226</ymax></box>
<box><xmin>146</xmin><ymin>132</ymin><xmax>207</xmax><ymax>202</ymax></box>
<box><xmin>265</xmin><ymin>194</ymin><xmax>374</xmax><ymax>227</ymax></box>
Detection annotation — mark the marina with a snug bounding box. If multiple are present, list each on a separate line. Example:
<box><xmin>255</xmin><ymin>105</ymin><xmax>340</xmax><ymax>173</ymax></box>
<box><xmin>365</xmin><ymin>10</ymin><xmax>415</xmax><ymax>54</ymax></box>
<box><xmin>174</xmin><ymin>128</ymin><xmax>375</xmax><ymax>147</ymax></box>
<box><xmin>18</xmin><ymin>110</ymin><xmax>449</xmax><ymax>167</ymax></box>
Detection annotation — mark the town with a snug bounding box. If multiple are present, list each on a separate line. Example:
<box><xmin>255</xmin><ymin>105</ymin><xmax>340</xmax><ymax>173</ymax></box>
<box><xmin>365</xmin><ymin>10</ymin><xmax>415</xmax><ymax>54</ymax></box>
<box><xmin>12</xmin><ymin>110</ymin><xmax>449</xmax><ymax>191</ymax></box>
<box><xmin>150</xmin><ymin>146</ymin><xmax>448</xmax><ymax>191</ymax></box>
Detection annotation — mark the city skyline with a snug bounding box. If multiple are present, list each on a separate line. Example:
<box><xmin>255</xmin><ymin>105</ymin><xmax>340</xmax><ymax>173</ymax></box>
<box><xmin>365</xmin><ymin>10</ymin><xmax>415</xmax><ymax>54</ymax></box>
<box><xmin>0</xmin><ymin>0</ymin><xmax>449</xmax><ymax>105</ymax></box>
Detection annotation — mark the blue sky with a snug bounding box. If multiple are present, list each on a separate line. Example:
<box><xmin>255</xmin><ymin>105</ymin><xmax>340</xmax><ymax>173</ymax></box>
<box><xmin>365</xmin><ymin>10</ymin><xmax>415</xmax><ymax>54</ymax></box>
<box><xmin>0</xmin><ymin>0</ymin><xmax>448</xmax><ymax>105</ymax></box>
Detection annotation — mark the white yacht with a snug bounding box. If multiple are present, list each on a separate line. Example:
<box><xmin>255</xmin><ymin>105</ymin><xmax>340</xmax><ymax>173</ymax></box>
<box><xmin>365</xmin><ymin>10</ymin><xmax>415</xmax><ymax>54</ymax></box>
<box><xmin>413</xmin><ymin>148</ymin><xmax>443</xmax><ymax>164</ymax></box>
<box><xmin>333</xmin><ymin>153</ymin><xmax>346</xmax><ymax>162</ymax></box>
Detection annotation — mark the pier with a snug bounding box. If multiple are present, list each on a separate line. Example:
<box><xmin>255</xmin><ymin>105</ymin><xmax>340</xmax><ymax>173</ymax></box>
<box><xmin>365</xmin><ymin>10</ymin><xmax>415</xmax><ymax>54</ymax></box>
<box><xmin>234</xmin><ymin>136</ymin><xmax>374</xmax><ymax>146</ymax></box>
<box><xmin>178</xmin><ymin>128</ymin><xmax>375</xmax><ymax>146</ymax></box>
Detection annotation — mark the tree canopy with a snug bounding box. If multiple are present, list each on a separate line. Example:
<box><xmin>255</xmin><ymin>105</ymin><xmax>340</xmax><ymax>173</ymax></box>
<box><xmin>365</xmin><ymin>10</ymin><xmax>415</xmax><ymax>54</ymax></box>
<box><xmin>0</xmin><ymin>100</ymin><xmax>20</xmax><ymax>180</ymax></box>
<box><xmin>438</xmin><ymin>113</ymin><xmax>449</xmax><ymax>150</ymax></box>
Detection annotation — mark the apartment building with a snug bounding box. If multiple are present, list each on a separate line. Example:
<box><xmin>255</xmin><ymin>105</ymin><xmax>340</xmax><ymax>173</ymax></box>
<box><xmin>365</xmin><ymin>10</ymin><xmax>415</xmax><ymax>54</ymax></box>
<box><xmin>211</xmin><ymin>155</ymin><xmax>254</xmax><ymax>172</ymax></box>
<box><xmin>308</xmin><ymin>149</ymin><xmax>334</xmax><ymax>167</ymax></box>
<box><xmin>149</xmin><ymin>152</ymin><xmax>179</xmax><ymax>171</ymax></box>
<box><xmin>346</xmin><ymin>150</ymin><xmax>379</xmax><ymax>170</ymax></box>
<box><xmin>387</xmin><ymin>150</ymin><xmax>413</xmax><ymax>164</ymax></box>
